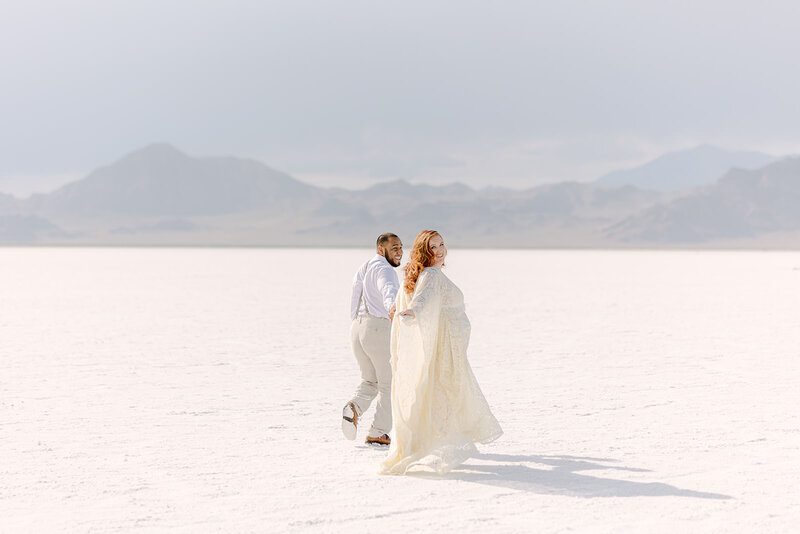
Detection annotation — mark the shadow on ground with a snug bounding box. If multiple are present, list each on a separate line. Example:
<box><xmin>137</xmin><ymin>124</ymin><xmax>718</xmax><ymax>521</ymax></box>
<box><xmin>408</xmin><ymin>453</ymin><xmax>732</xmax><ymax>499</ymax></box>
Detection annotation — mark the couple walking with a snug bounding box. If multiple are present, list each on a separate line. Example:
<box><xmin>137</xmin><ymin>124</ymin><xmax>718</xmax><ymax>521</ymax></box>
<box><xmin>343</xmin><ymin>230</ymin><xmax>503</xmax><ymax>475</ymax></box>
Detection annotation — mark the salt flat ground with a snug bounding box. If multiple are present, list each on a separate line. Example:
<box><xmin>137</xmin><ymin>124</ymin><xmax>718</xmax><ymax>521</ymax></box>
<box><xmin>1</xmin><ymin>248</ymin><xmax>799</xmax><ymax>533</ymax></box>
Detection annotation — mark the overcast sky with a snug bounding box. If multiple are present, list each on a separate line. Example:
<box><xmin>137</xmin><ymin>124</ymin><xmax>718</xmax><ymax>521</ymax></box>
<box><xmin>2</xmin><ymin>0</ymin><xmax>799</xmax><ymax>195</ymax></box>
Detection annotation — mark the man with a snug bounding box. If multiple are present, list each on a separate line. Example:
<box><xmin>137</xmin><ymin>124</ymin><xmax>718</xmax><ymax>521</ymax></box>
<box><xmin>342</xmin><ymin>232</ymin><xmax>403</xmax><ymax>446</ymax></box>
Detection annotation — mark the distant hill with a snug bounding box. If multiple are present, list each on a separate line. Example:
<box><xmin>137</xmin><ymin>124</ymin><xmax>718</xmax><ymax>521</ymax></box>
<box><xmin>606</xmin><ymin>157</ymin><xmax>800</xmax><ymax>242</ymax></box>
<box><xmin>29</xmin><ymin>143</ymin><xmax>318</xmax><ymax>216</ymax></box>
<box><xmin>308</xmin><ymin>180</ymin><xmax>672</xmax><ymax>247</ymax></box>
<box><xmin>0</xmin><ymin>192</ymin><xmax>19</xmax><ymax>215</ymax></box>
<box><xmin>595</xmin><ymin>145</ymin><xmax>776</xmax><ymax>192</ymax></box>
<box><xmin>0</xmin><ymin>215</ymin><xmax>67</xmax><ymax>243</ymax></box>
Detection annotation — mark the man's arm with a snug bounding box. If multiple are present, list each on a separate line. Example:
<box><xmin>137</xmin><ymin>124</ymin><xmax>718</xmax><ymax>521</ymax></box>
<box><xmin>375</xmin><ymin>265</ymin><xmax>400</xmax><ymax>317</ymax></box>
<box><xmin>350</xmin><ymin>269</ymin><xmax>364</xmax><ymax>320</ymax></box>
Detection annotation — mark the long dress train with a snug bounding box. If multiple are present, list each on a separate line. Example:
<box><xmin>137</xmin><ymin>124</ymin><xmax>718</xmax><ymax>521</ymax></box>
<box><xmin>379</xmin><ymin>267</ymin><xmax>502</xmax><ymax>475</ymax></box>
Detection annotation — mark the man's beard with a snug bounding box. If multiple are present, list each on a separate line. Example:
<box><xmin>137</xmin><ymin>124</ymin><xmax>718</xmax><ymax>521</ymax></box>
<box><xmin>383</xmin><ymin>250</ymin><xmax>401</xmax><ymax>268</ymax></box>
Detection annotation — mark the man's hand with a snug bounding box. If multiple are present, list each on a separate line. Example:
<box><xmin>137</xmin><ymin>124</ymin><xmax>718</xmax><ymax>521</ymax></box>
<box><xmin>388</xmin><ymin>304</ymin><xmax>396</xmax><ymax>322</ymax></box>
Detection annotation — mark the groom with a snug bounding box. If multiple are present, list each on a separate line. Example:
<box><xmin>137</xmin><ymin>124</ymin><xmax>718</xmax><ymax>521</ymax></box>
<box><xmin>342</xmin><ymin>232</ymin><xmax>403</xmax><ymax>446</ymax></box>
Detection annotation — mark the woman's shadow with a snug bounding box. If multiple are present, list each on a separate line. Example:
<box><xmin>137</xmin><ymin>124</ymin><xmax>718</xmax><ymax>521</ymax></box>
<box><xmin>409</xmin><ymin>453</ymin><xmax>732</xmax><ymax>499</ymax></box>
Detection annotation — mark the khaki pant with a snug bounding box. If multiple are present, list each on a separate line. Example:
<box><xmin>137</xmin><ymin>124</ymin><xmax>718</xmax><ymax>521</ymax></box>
<box><xmin>349</xmin><ymin>315</ymin><xmax>392</xmax><ymax>437</ymax></box>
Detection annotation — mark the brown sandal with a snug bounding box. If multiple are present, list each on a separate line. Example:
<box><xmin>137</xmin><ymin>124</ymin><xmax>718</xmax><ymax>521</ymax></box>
<box><xmin>365</xmin><ymin>434</ymin><xmax>390</xmax><ymax>446</ymax></box>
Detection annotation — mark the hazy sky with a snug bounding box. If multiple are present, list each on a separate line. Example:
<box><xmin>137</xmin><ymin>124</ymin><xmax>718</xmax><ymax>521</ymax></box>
<box><xmin>2</xmin><ymin>0</ymin><xmax>799</xmax><ymax>195</ymax></box>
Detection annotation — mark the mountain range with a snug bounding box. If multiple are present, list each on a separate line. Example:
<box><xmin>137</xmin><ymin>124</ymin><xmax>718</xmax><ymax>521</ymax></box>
<box><xmin>1</xmin><ymin>143</ymin><xmax>798</xmax><ymax>248</ymax></box>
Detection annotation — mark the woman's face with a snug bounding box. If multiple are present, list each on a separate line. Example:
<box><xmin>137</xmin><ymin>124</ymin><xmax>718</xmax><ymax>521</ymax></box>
<box><xmin>429</xmin><ymin>234</ymin><xmax>447</xmax><ymax>267</ymax></box>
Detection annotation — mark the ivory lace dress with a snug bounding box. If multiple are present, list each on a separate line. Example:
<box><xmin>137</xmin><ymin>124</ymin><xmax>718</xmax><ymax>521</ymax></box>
<box><xmin>379</xmin><ymin>267</ymin><xmax>502</xmax><ymax>475</ymax></box>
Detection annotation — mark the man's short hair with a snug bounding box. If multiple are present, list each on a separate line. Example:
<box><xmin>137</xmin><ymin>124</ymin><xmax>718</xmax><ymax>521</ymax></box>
<box><xmin>377</xmin><ymin>233</ymin><xmax>399</xmax><ymax>249</ymax></box>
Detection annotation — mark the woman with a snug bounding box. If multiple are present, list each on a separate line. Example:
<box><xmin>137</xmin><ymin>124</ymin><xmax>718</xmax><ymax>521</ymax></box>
<box><xmin>379</xmin><ymin>230</ymin><xmax>502</xmax><ymax>475</ymax></box>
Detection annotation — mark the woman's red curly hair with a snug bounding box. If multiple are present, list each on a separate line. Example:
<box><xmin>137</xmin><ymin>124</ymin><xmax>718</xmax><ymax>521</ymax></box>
<box><xmin>403</xmin><ymin>230</ymin><xmax>441</xmax><ymax>294</ymax></box>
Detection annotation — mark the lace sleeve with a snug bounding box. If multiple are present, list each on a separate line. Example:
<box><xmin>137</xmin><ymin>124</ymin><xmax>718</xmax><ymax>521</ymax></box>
<box><xmin>408</xmin><ymin>268</ymin><xmax>442</xmax><ymax>317</ymax></box>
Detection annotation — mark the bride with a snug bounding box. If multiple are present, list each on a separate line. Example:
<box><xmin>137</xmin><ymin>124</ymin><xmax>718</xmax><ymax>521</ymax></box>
<box><xmin>379</xmin><ymin>230</ymin><xmax>502</xmax><ymax>475</ymax></box>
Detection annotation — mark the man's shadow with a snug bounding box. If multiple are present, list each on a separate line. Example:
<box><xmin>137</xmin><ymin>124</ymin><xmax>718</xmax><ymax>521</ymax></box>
<box><xmin>408</xmin><ymin>453</ymin><xmax>732</xmax><ymax>499</ymax></box>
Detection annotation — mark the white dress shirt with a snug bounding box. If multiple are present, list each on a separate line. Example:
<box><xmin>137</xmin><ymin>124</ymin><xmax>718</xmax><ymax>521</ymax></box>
<box><xmin>350</xmin><ymin>254</ymin><xmax>400</xmax><ymax>320</ymax></box>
